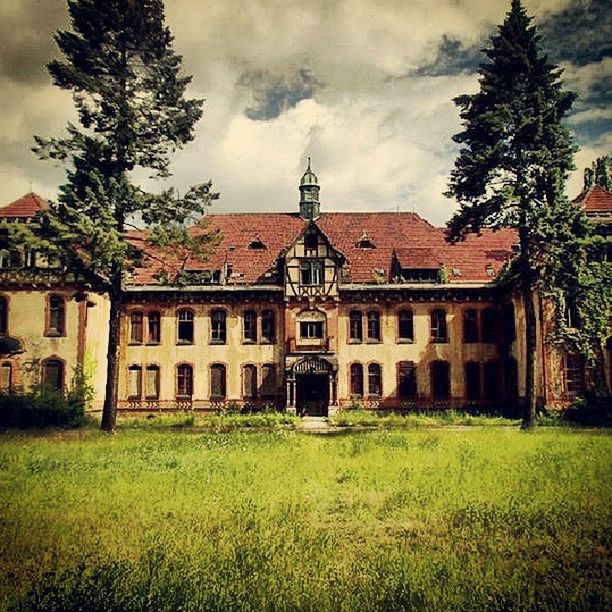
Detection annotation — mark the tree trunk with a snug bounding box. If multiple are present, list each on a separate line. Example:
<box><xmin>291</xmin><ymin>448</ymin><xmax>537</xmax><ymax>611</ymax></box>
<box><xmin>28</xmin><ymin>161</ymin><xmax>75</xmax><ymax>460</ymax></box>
<box><xmin>521</xmin><ymin>282</ymin><xmax>538</xmax><ymax>429</ymax></box>
<box><xmin>100</xmin><ymin>275</ymin><xmax>123</xmax><ymax>432</ymax></box>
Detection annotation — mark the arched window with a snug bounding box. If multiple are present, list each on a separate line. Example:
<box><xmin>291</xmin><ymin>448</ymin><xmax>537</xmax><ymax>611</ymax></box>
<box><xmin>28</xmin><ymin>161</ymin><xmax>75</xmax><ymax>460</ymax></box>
<box><xmin>481</xmin><ymin>309</ymin><xmax>498</xmax><ymax>343</ymax></box>
<box><xmin>397</xmin><ymin>361</ymin><xmax>416</xmax><ymax>399</ymax></box>
<box><xmin>465</xmin><ymin>361</ymin><xmax>480</xmax><ymax>400</ymax></box>
<box><xmin>243</xmin><ymin>364</ymin><xmax>257</xmax><ymax>399</ymax></box>
<box><xmin>398</xmin><ymin>310</ymin><xmax>414</xmax><ymax>342</ymax></box>
<box><xmin>210</xmin><ymin>364</ymin><xmax>226</xmax><ymax>400</ymax></box>
<box><xmin>43</xmin><ymin>358</ymin><xmax>64</xmax><ymax>392</ymax></box>
<box><xmin>430</xmin><ymin>309</ymin><xmax>447</xmax><ymax>343</ymax></box>
<box><xmin>176</xmin><ymin>364</ymin><xmax>193</xmax><ymax>398</ymax></box>
<box><xmin>243</xmin><ymin>310</ymin><xmax>257</xmax><ymax>342</ymax></box>
<box><xmin>431</xmin><ymin>361</ymin><xmax>450</xmax><ymax>399</ymax></box>
<box><xmin>0</xmin><ymin>296</ymin><xmax>7</xmax><ymax>335</ymax></box>
<box><xmin>261</xmin><ymin>364</ymin><xmax>276</xmax><ymax>399</ymax></box>
<box><xmin>145</xmin><ymin>365</ymin><xmax>160</xmax><ymax>399</ymax></box>
<box><xmin>350</xmin><ymin>363</ymin><xmax>363</xmax><ymax>398</ymax></box>
<box><xmin>261</xmin><ymin>310</ymin><xmax>276</xmax><ymax>344</ymax></box>
<box><xmin>211</xmin><ymin>309</ymin><xmax>227</xmax><ymax>344</ymax></box>
<box><xmin>130</xmin><ymin>311</ymin><xmax>144</xmax><ymax>344</ymax></box>
<box><xmin>46</xmin><ymin>295</ymin><xmax>65</xmax><ymax>336</ymax></box>
<box><xmin>128</xmin><ymin>365</ymin><xmax>142</xmax><ymax>398</ymax></box>
<box><xmin>367</xmin><ymin>310</ymin><xmax>381</xmax><ymax>342</ymax></box>
<box><xmin>147</xmin><ymin>311</ymin><xmax>161</xmax><ymax>344</ymax></box>
<box><xmin>463</xmin><ymin>309</ymin><xmax>478</xmax><ymax>343</ymax></box>
<box><xmin>177</xmin><ymin>309</ymin><xmax>194</xmax><ymax>344</ymax></box>
<box><xmin>368</xmin><ymin>363</ymin><xmax>382</xmax><ymax>397</ymax></box>
<box><xmin>349</xmin><ymin>310</ymin><xmax>362</xmax><ymax>342</ymax></box>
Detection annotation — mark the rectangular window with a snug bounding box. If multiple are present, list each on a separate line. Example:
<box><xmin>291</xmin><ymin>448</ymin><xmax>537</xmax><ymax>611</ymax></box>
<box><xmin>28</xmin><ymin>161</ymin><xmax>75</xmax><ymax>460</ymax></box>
<box><xmin>148</xmin><ymin>312</ymin><xmax>161</xmax><ymax>344</ymax></box>
<box><xmin>349</xmin><ymin>310</ymin><xmax>362</xmax><ymax>342</ymax></box>
<box><xmin>368</xmin><ymin>363</ymin><xmax>382</xmax><ymax>397</ymax></box>
<box><xmin>177</xmin><ymin>364</ymin><xmax>193</xmax><ymax>398</ymax></box>
<box><xmin>350</xmin><ymin>363</ymin><xmax>364</xmax><ymax>398</ymax></box>
<box><xmin>261</xmin><ymin>364</ymin><xmax>276</xmax><ymax>399</ymax></box>
<box><xmin>177</xmin><ymin>309</ymin><xmax>194</xmax><ymax>344</ymax></box>
<box><xmin>481</xmin><ymin>309</ymin><xmax>497</xmax><ymax>343</ymax></box>
<box><xmin>210</xmin><ymin>364</ymin><xmax>227</xmax><ymax>400</ymax></box>
<box><xmin>128</xmin><ymin>365</ymin><xmax>142</xmax><ymax>399</ymax></box>
<box><xmin>145</xmin><ymin>365</ymin><xmax>160</xmax><ymax>399</ymax></box>
<box><xmin>367</xmin><ymin>311</ymin><xmax>381</xmax><ymax>342</ymax></box>
<box><xmin>565</xmin><ymin>354</ymin><xmax>585</xmax><ymax>396</ymax></box>
<box><xmin>397</xmin><ymin>361</ymin><xmax>417</xmax><ymax>399</ymax></box>
<box><xmin>46</xmin><ymin>295</ymin><xmax>66</xmax><ymax>336</ymax></box>
<box><xmin>0</xmin><ymin>362</ymin><xmax>12</xmax><ymax>393</ymax></box>
<box><xmin>261</xmin><ymin>310</ymin><xmax>276</xmax><ymax>343</ymax></box>
<box><xmin>398</xmin><ymin>310</ymin><xmax>414</xmax><ymax>342</ymax></box>
<box><xmin>304</xmin><ymin>232</ymin><xmax>318</xmax><ymax>254</ymax></box>
<box><xmin>483</xmin><ymin>362</ymin><xmax>499</xmax><ymax>400</ymax></box>
<box><xmin>431</xmin><ymin>361</ymin><xmax>450</xmax><ymax>400</ymax></box>
<box><xmin>300</xmin><ymin>321</ymin><xmax>324</xmax><ymax>339</ymax></box>
<box><xmin>430</xmin><ymin>309</ymin><xmax>447</xmax><ymax>343</ymax></box>
<box><xmin>243</xmin><ymin>365</ymin><xmax>257</xmax><ymax>399</ymax></box>
<box><xmin>463</xmin><ymin>309</ymin><xmax>478</xmax><ymax>343</ymax></box>
<box><xmin>211</xmin><ymin>310</ymin><xmax>226</xmax><ymax>344</ymax></box>
<box><xmin>465</xmin><ymin>362</ymin><xmax>480</xmax><ymax>400</ymax></box>
<box><xmin>130</xmin><ymin>312</ymin><xmax>144</xmax><ymax>344</ymax></box>
<box><xmin>300</xmin><ymin>260</ymin><xmax>324</xmax><ymax>286</ymax></box>
<box><xmin>243</xmin><ymin>310</ymin><xmax>257</xmax><ymax>342</ymax></box>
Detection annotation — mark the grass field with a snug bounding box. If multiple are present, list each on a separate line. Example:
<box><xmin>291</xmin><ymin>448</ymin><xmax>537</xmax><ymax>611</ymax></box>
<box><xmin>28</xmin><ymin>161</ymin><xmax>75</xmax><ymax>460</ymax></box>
<box><xmin>0</xmin><ymin>427</ymin><xmax>610</xmax><ymax>611</ymax></box>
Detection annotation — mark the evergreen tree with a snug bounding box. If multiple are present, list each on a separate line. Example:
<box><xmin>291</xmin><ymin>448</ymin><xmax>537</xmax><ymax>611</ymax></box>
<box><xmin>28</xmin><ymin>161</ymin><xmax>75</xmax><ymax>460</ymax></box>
<box><xmin>18</xmin><ymin>0</ymin><xmax>218</xmax><ymax>431</ymax></box>
<box><xmin>584</xmin><ymin>155</ymin><xmax>612</xmax><ymax>190</ymax></box>
<box><xmin>445</xmin><ymin>0</ymin><xmax>578</xmax><ymax>428</ymax></box>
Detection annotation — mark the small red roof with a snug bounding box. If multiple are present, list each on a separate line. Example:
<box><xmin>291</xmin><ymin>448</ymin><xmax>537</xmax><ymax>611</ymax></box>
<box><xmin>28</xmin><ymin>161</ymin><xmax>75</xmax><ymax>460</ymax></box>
<box><xmin>574</xmin><ymin>185</ymin><xmax>612</xmax><ymax>213</ymax></box>
<box><xmin>0</xmin><ymin>192</ymin><xmax>48</xmax><ymax>218</ymax></box>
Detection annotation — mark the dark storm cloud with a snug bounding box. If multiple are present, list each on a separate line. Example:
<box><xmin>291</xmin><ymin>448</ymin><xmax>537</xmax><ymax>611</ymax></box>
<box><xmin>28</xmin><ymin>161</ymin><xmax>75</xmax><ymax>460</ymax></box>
<box><xmin>415</xmin><ymin>35</ymin><xmax>484</xmax><ymax>77</ymax></box>
<box><xmin>237</xmin><ymin>68</ymin><xmax>323</xmax><ymax>121</ymax></box>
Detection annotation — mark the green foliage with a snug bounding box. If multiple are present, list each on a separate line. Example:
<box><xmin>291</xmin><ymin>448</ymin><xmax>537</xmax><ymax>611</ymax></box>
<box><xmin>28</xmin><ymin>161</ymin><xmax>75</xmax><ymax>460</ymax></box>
<box><xmin>584</xmin><ymin>155</ymin><xmax>612</xmax><ymax>190</ymax></box>
<box><xmin>331</xmin><ymin>410</ymin><xmax>519</xmax><ymax>428</ymax></box>
<box><xmin>0</xmin><ymin>430</ymin><xmax>609</xmax><ymax>609</ymax></box>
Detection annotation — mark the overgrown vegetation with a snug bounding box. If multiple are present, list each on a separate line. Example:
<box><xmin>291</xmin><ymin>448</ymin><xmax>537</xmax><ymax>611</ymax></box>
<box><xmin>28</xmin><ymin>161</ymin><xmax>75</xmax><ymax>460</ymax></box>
<box><xmin>0</xmin><ymin>429</ymin><xmax>609</xmax><ymax>610</ymax></box>
<box><xmin>330</xmin><ymin>410</ymin><xmax>519</xmax><ymax>428</ymax></box>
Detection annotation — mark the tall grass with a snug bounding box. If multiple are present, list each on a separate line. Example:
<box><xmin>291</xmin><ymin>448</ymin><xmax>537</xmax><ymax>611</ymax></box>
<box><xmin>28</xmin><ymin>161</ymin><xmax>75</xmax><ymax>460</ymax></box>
<box><xmin>0</xmin><ymin>429</ymin><xmax>610</xmax><ymax>610</ymax></box>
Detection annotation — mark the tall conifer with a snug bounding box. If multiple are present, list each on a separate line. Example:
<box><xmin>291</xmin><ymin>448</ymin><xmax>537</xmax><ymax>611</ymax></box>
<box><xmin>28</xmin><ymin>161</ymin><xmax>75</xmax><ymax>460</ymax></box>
<box><xmin>445</xmin><ymin>0</ymin><xmax>578</xmax><ymax>428</ymax></box>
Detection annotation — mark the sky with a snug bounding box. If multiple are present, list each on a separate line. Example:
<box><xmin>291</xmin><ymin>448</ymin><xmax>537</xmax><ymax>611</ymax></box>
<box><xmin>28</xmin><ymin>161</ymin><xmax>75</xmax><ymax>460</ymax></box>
<box><xmin>0</xmin><ymin>0</ymin><xmax>610</xmax><ymax>226</ymax></box>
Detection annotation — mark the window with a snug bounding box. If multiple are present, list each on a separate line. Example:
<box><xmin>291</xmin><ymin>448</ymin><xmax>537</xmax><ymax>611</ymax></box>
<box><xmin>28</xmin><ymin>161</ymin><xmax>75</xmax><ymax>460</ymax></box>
<box><xmin>177</xmin><ymin>309</ymin><xmax>194</xmax><ymax>344</ymax></box>
<box><xmin>145</xmin><ymin>365</ymin><xmax>160</xmax><ymax>399</ymax></box>
<box><xmin>503</xmin><ymin>303</ymin><xmax>516</xmax><ymax>343</ymax></box>
<box><xmin>300</xmin><ymin>260</ymin><xmax>324</xmax><ymax>286</ymax></box>
<box><xmin>243</xmin><ymin>364</ymin><xmax>257</xmax><ymax>399</ymax></box>
<box><xmin>465</xmin><ymin>362</ymin><xmax>480</xmax><ymax>400</ymax></box>
<box><xmin>398</xmin><ymin>310</ymin><xmax>414</xmax><ymax>342</ymax></box>
<box><xmin>0</xmin><ymin>296</ymin><xmax>7</xmax><ymax>335</ymax></box>
<box><xmin>148</xmin><ymin>311</ymin><xmax>161</xmax><ymax>344</ymax></box>
<box><xmin>261</xmin><ymin>310</ymin><xmax>275</xmax><ymax>343</ymax></box>
<box><xmin>431</xmin><ymin>361</ymin><xmax>450</xmax><ymax>400</ymax></box>
<box><xmin>304</xmin><ymin>232</ymin><xmax>318</xmax><ymax>253</ymax></box>
<box><xmin>43</xmin><ymin>359</ymin><xmax>64</xmax><ymax>392</ymax></box>
<box><xmin>211</xmin><ymin>309</ymin><xmax>226</xmax><ymax>344</ymax></box>
<box><xmin>261</xmin><ymin>364</ymin><xmax>276</xmax><ymax>398</ymax></box>
<box><xmin>463</xmin><ymin>309</ymin><xmax>478</xmax><ymax>343</ymax></box>
<box><xmin>483</xmin><ymin>362</ymin><xmax>500</xmax><ymax>401</ymax></box>
<box><xmin>46</xmin><ymin>295</ymin><xmax>65</xmax><ymax>336</ymax></box>
<box><xmin>397</xmin><ymin>361</ymin><xmax>416</xmax><ymax>399</ymax></box>
<box><xmin>481</xmin><ymin>309</ymin><xmax>497</xmax><ymax>343</ymax></box>
<box><xmin>0</xmin><ymin>362</ymin><xmax>12</xmax><ymax>393</ymax></box>
<box><xmin>430</xmin><ymin>309</ymin><xmax>447</xmax><ymax>343</ymax></box>
<box><xmin>210</xmin><ymin>364</ymin><xmax>226</xmax><ymax>400</ymax></box>
<box><xmin>368</xmin><ymin>363</ymin><xmax>382</xmax><ymax>397</ymax></box>
<box><xmin>130</xmin><ymin>311</ymin><xmax>144</xmax><ymax>344</ymax></box>
<box><xmin>243</xmin><ymin>310</ymin><xmax>257</xmax><ymax>342</ymax></box>
<box><xmin>0</xmin><ymin>250</ymin><xmax>21</xmax><ymax>269</ymax></box>
<box><xmin>565</xmin><ymin>354</ymin><xmax>585</xmax><ymax>396</ymax></box>
<box><xmin>128</xmin><ymin>365</ymin><xmax>142</xmax><ymax>399</ymax></box>
<box><xmin>565</xmin><ymin>298</ymin><xmax>580</xmax><ymax>329</ymax></box>
<box><xmin>300</xmin><ymin>321</ymin><xmax>324</xmax><ymax>339</ymax></box>
<box><xmin>350</xmin><ymin>363</ymin><xmax>364</xmax><ymax>398</ymax></box>
<box><xmin>505</xmin><ymin>357</ymin><xmax>519</xmax><ymax>401</ymax></box>
<box><xmin>176</xmin><ymin>364</ymin><xmax>193</xmax><ymax>398</ymax></box>
<box><xmin>349</xmin><ymin>310</ymin><xmax>362</xmax><ymax>342</ymax></box>
<box><xmin>367</xmin><ymin>310</ymin><xmax>381</xmax><ymax>342</ymax></box>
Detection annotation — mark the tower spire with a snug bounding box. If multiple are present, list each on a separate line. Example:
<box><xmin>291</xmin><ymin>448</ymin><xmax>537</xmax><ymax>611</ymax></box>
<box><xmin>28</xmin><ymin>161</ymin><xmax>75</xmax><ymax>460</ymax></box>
<box><xmin>299</xmin><ymin>158</ymin><xmax>320</xmax><ymax>220</ymax></box>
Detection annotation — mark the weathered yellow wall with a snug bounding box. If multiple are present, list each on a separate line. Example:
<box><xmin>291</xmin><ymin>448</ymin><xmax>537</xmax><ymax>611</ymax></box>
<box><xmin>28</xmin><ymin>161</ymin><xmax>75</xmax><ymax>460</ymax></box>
<box><xmin>83</xmin><ymin>293</ymin><xmax>110</xmax><ymax>410</ymax></box>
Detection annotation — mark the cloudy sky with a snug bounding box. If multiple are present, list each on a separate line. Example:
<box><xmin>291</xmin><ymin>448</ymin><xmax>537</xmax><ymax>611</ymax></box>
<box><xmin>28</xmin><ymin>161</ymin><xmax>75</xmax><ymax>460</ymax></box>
<box><xmin>0</xmin><ymin>0</ymin><xmax>610</xmax><ymax>225</ymax></box>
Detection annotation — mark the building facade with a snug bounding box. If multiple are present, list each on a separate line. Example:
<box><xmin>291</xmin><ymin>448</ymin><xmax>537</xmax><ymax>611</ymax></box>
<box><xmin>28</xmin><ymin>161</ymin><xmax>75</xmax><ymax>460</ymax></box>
<box><xmin>1</xmin><ymin>168</ymin><xmax>610</xmax><ymax>416</ymax></box>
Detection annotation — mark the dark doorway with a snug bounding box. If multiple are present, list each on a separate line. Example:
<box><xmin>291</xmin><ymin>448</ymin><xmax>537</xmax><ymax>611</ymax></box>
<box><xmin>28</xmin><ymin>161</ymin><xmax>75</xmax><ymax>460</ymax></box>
<box><xmin>296</xmin><ymin>374</ymin><xmax>329</xmax><ymax>416</ymax></box>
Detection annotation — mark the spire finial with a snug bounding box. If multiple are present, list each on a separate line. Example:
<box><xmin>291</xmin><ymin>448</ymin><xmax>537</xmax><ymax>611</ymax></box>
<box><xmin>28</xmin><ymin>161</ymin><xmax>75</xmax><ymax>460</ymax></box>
<box><xmin>307</xmin><ymin>156</ymin><xmax>311</xmax><ymax>170</ymax></box>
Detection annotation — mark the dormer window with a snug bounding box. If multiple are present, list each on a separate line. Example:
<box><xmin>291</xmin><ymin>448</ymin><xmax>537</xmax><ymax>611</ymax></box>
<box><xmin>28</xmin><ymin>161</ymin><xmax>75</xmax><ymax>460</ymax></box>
<box><xmin>249</xmin><ymin>237</ymin><xmax>266</xmax><ymax>250</ymax></box>
<box><xmin>356</xmin><ymin>233</ymin><xmax>376</xmax><ymax>249</ymax></box>
<box><xmin>300</xmin><ymin>260</ymin><xmax>324</xmax><ymax>286</ymax></box>
<box><xmin>304</xmin><ymin>232</ymin><xmax>318</xmax><ymax>254</ymax></box>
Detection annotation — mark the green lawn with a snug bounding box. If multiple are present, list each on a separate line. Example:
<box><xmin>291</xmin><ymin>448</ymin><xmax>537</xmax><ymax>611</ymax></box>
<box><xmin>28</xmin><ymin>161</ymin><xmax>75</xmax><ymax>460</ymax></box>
<box><xmin>0</xmin><ymin>427</ymin><xmax>610</xmax><ymax>611</ymax></box>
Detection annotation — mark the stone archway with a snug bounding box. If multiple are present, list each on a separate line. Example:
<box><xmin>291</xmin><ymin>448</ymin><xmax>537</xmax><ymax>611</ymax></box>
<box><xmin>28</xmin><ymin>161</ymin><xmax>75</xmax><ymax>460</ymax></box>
<box><xmin>286</xmin><ymin>356</ymin><xmax>337</xmax><ymax>416</ymax></box>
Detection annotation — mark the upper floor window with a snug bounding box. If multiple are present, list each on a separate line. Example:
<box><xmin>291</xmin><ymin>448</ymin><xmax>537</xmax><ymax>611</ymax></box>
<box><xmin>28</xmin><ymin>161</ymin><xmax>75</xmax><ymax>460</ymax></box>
<box><xmin>398</xmin><ymin>310</ymin><xmax>414</xmax><ymax>342</ymax></box>
<box><xmin>261</xmin><ymin>309</ymin><xmax>276</xmax><ymax>344</ymax></box>
<box><xmin>368</xmin><ymin>363</ymin><xmax>382</xmax><ymax>397</ymax></box>
<box><xmin>46</xmin><ymin>295</ymin><xmax>66</xmax><ymax>336</ymax></box>
<box><xmin>128</xmin><ymin>364</ymin><xmax>142</xmax><ymax>399</ymax></box>
<box><xmin>481</xmin><ymin>309</ymin><xmax>498</xmax><ymax>343</ymax></box>
<box><xmin>565</xmin><ymin>298</ymin><xmax>580</xmax><ymax>329</ymax></box>
<box><xmin>564</xmin><ymin>353</ymin><xmax>585</xmax><ymax>397</ymax></box>
<box><xmin>350</xmin><ymin>363</ymin><xmax>364</xmax><ymax>398</ymax></box>
<box><xmin>148</xmin><ymin>311</ymin><xmax>161</xmax><ymax>344</ymax></box>
<box><xmin>349</xmin><ymin>310</ymin><xmax>362</xmax><ymax>342</ymax></box>
<box><xmin>300</xmin><ymin>321</ymin><xmax>324</xmax><ymax>339</ymax></box>
<box><xmin>243</xmin><ymin>310</ymin><xmax>257</xmax><ymax>343</ymax></box>
<box><xmin>304</xmin><ymin>232</ymin><xmax>318</xmax><ymax>254</ymax></box>
<box><xmin>243</xmin><ymin>364</ymin><xmax>257</xmax><ymax>399</ymax></box>
<box><xmin>210</xmin><ymin>364</ymin><xmax>227</xmax><ymax>400</ymax></box>
<box><xmin>397</xmin><ymin>361</ymin><xmax>416</xmax><ymax>399</ymax></box>
<box><xmin>0</xmin><ymin>296</ymin><xmax>7</xmax><ymax>335</ymax></box>
<box><xmin>43</xmin><ymin>358</ymin><xmax>64</xmax><ymax>392</ymax></box>
<box><xmin>431</xmin><ymin>360</ymin><xmax>450</xmax><ymax>400</ymax></box>
<box><xmin>0</xmin><ymin>250</ymin><xmax>21</xmax><ymax>269</ymax></box>
<box><xmin>430</xmin><ymin>309</ymin><xmax>447</xmax><ymax>343</ymax></box>
<box><xmin>261</xmin><ymin>364</ymin><xmax>276</xmax><ymax>399</ymax></box>
<box><xmin>300</xmin><ymin>260</ymin><xmax>324</xmax><ymax>286</ymax></box>
<box><xmin>177</xmin><ymin>309</ymin><xmax>194</xmax><ymax>344</ymax></box>
<box><xmin>463</xmin><ymin>309</ymin><xmax>478</xmax><ymax>343</ymax></box>
<box><xmin>465</xmin><ymin>361</ymin><xmax>480</xmax><ymax>400</ymax></box>
<box><xmin>177</xmin><ymin>363</ymin><xmax>193</xmax><ymax>398</ymax></box>
<box><xmin>211</xmin><ymin>309</ymin><xmax>227</xmax><ymax>344</ymax></box>
<box><xmin>367</xmin><ymin>310</ymin><xmax>381</xmax><ymax>342</ymax></box>
<box><xmin>145</xmin><ymin>365</ymin><xmax>160</xmax><ymax>400</ymax></box>
<box><xmin>130</xmin><ymin>311</ymin><xmax>144</xmax><ymax>344</ymax></box>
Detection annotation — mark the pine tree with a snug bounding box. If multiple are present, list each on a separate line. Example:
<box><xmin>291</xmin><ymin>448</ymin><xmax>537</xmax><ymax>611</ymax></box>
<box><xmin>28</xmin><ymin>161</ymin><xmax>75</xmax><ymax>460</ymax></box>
<box><xmin>584</xmin><ymin>155</ymin><xmax>612</xmax><ymax>190</ymax></box>
<box><xmin>445</xmin><ymin>0</ymin><xmax>578</xmax><ymax>428</ymax></box>
<box><xmin>20</xmin><ymin>0</ymin><xmax>218</xmax><ymax>431</ymax></box>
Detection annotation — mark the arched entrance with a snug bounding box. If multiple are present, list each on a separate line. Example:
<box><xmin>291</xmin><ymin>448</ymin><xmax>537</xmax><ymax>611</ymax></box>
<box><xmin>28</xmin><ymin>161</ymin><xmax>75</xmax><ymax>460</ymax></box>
<box><xmin>288</xmin><ymin>356</ymin><xmax>336</xmax><ymax>417</ymax></box>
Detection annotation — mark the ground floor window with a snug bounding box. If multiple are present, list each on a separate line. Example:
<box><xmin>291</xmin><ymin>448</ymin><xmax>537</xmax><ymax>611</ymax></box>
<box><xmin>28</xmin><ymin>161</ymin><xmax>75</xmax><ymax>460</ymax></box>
<box><xmin>145</xmin><ymin>365</ymin><xmax>160</xmax><ymax>399</ymax></box>
<box><xmin>431</xmin><ymin>361</ymin><xmax>450</xmax><ymax>400</ymax></box>
<box><xmin>350</xmin><ymin>363</ymin><xmax>363</xmax><ymax>398</ymax></box>
<box><xmin>43</xmin><ymin>359</ymin><xmax>64</xmax><ymax>392</ymax></box>
<box><xmin>465</xmin><ymin>361</ymin><xmax>480</xmax><ymax>400</ymax></box>
<box><xmin>483</xmin><ymin>361</ymin><xmax>500</xmax><ymax>401</ymax></box>
<box><xmin>243</xmin><ymin>364</ymin><xmax>257</xmax><ymax>399</ymax></box>
<box><xmin>564</xmin><ymin>353</ymin><xmax>585</xmax><ymax>396</ymax></box>
<box><xmin>261</xmin><ymin>364</ymin><xmax>276</xmax><ymax>399</ymax></box>
<box><xmin>397</xmin><ymin>361</ymin><xmax>416</xmax><ymax>399</ymax></box>
<box><xmin>368</xmin><ymin>363</ymin><xmax>382</xmax><ymax>397</ymax></box>
<box><xmin>177</xmin><ymin>364</ymin><xmax>193</xmax><ymax>399</ymax></box>
<box><xmin>210</xmin><ymin>364</ymin><xmax>227</xmax><ymax>400</ymax></box>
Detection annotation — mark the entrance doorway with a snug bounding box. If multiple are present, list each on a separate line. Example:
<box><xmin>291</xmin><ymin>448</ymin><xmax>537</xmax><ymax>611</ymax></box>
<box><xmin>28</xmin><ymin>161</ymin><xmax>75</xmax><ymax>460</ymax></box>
<box><xmin>296</xmin><ymin>374</ymin><xmax>329</xmax><ymax>416</ymax></box>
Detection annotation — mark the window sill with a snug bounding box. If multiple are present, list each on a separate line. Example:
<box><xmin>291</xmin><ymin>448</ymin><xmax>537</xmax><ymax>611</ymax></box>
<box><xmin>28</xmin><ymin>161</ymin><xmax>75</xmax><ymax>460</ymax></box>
<box><xmin>176</xmin><ymin>341</ymin><xmax>194</xmax><ymax>346</ymax></box>
<box><xmin>44</xmin><ymin>332</ymin><xmax>65</xmax><ymax>338</ymax></box>
<box><xmin>397</xmin><ymin>338</ymin><xmax>414</xmax><ymax>344</ymax></box>
<box><xmin>210</xmin><ymin>340</ymin><xmax>226</xmax><ymax>345</ymax></box>
<box><xmin>146</xmin><ymin>341</ymin><xmax>160</xmax><ymax>346</ymax></box>
<box><xmin>145</xmin><ymin>396</ymin><xmax>159</xmax><ymax>401</ymax></box>
<box><xmin>431</xmin><ymin>340</ymin><xmax>448</xmax><ymax>344</ymax></box>
<box><xmin>128</xmin><ymin>395</ymin><xmax>142</xmax><ymax>401</ymax></box>
<box><xmin>128</xmin><ymin>342</ymin><xmax>143</xmax><ymax>346</ymax></box>
<box><xmin>242</xmin><ymin>340</ymin><xmax>257</xmax><ymax>345</ymax></box>
<box><xmin>366</xmin><ymin>339</ymin><xmax>381</xmax><ymax>344</ymax></box>
<box><xmin>348</xmin><ymin>339</ymin><xmax>362</xmax><ymax>344</ymax></box>
<box><xmin>261</xmin><ymin>339</ymin><xmax>275</xmax><ymax>345</ymax></box>
<box><xmin>176</xmin><ymin>396</ymin><xmax>193</xmax><ymax>401</ymax></box>
<box><xmin>210</xmin><ymin>396</ymin><xmax>226</xmax><ymax>401</ymax></box>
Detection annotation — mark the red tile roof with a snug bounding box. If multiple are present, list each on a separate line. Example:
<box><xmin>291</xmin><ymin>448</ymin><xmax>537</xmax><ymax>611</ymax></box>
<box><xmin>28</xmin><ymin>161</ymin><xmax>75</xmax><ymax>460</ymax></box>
<box><xmin>0</xmin><ymin>192</ymin><xmax>48</xmax><ymax>218</ymax></box>
<box><xmin>574</xmin><ymin>185</ymin><xmax>612</xmax><ymax>212</ymax></box>
<box><xmin>128</xmin><ymin>211</ymin><xmax>518</xmax><ymax>286</ymax></box>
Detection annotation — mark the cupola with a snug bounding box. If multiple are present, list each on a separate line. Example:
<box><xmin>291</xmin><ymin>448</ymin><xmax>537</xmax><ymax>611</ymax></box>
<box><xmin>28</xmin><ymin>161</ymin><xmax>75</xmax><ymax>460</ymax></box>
<box><xmin>299</xmin><ymin>158</ymin><xmax>320</xmax><ymax>220</ymax></box>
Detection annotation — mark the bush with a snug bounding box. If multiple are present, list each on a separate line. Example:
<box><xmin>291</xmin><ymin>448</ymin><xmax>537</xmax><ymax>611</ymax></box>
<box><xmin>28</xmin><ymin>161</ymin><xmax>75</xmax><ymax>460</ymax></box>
<box><xmin>560</xmin><ymin>395</ymin><xmax>612</xmax><ymax>426</ymax></box>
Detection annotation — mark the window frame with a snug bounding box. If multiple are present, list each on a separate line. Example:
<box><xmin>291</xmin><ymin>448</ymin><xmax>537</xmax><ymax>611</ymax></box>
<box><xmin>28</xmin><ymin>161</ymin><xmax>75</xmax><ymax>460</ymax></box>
<box><xmin>147</xmin><ymin>311</ymin><xmax>161</xmax><ymax>344</ymax></box>
<box><xmin>130</xmin><ymin>310</ymin><xmax>144</xmax><ymax>344</ymax></box>
<box><xmin>481</xmin><ymin>309</ymin><xmax>498</xmax><ymax>344</ymax></box>
<box><xmin>431</xmin><ymin>360</ymin><xmax>450</xmax><ymax>400</ymax></box>
<box><xmin>261</xmin><ymin>309</ymin><xmax>276</xmax><ymax>344</ymax></box>
<box><xmin>210</xmin><ymin>309</ymin><xmax>227</xmax><ymax>345</ymax></box>
<box><xmin>397</xmin><ymin>361</ymin><xmax>417</xmax><ymax>399</ymax></box>
<box><xmin>261</xmin><ymin>363</ymin><xmax>276</xmax><ymax>399</ymax></box>
<box><xmin>300</xmin><ymin>321</ymin><xmax>324</xmax><ymax>339</ymax></box>
<box><xmin>367</xmin><ymin>362</ymin><xmax>382</xmax><ymax>398</ymax></box>
<box><xmin>243</xmin><ymin>310</ymin><xmax>257</xmax><ymax>343</ymax></box>
<box><xmin>397</xmin><ymin>309</ymin><xmax>414</xmax><ymax>343</ymax></box>
<box><xmin>176</xmin><ymin>308</ymin><xmax>195</xmax><ymax>345</ymax></box>
<box><xmin>144</xmin><ymin>364</ymin><xmax>160</xmax><ymax>400</ymax></box>
<box><xmin>430</xmin><ymin>309</ymin><xmax>448</xmax><ymax>344</ymax></box>
<box><xmin>463</xmin><ymin>309</ymin><xmax>479</xmax><ymax>344</ymax></box>
<box><xmin>176</xmin><ymin>363</ymin><xmax>194</xmax><ymax>399</ymax></box>
<box><xmin>42</xmin><ymin>357</ymin><xmax>65</xmax><ymax>393</ymax></box>
<box><xmin>128</xmin><ymin>364</ymin><xmax>143</xmax><ymax>399</ymax></box>
<box><xmin>366</xmin><ymin>310</ymin><xmax>381</xmax><ymax>343</ymax></box>
<box><xmin>349</xmin><ymin>310</ymin><xmax>363</xmax><ymax>343</ymax></box>
<box><xmin>465</xmin><ymin>361</ymin><xmax>480</xmax><ymax>401</ymax></box>
<box><xmin>210</xmin><ymin>363</ymin><xmax>227</xmax><ymax>400</ymax></box>
<box><xmin>350</xmin><ymin>362</ymin><xmax>364</xmax><ymax>398</ymax></box>
<box><xmin>45</xmin><ymin>294</ymin><xmax>66</xmax><ymax>337</ymax></box>
<box><xmin>564</xmin><ymin>353</ymin><xmax>585</xmax><ymax>397</ymax></box>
